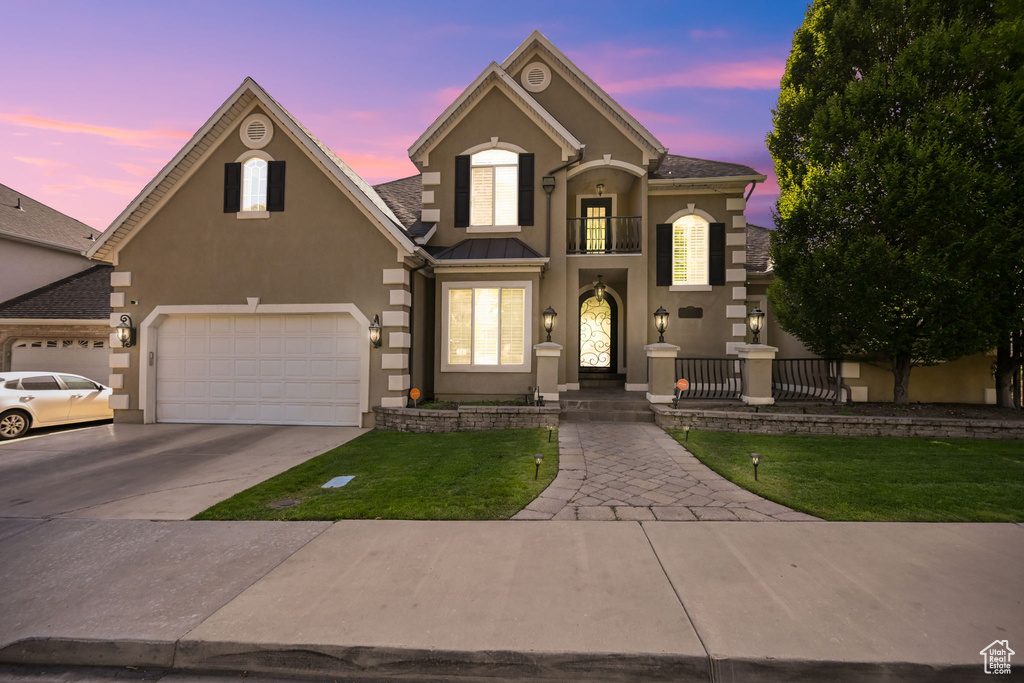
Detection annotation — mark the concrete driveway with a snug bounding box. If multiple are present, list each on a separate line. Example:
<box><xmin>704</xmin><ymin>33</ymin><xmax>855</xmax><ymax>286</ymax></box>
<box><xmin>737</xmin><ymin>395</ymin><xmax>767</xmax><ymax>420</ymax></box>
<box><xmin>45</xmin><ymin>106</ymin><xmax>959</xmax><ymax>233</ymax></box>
<box><xmin>0</xmin><ymin>423</ymin><xmax>366</xmax><ymax>520</ymax></box>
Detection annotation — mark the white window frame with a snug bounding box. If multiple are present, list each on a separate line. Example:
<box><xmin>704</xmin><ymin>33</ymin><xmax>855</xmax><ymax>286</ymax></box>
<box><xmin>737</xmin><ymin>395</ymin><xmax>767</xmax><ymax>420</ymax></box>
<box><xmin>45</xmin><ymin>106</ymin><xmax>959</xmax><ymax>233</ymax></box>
<box><xmin>469</xmin><ymin>149</ymin><xmax>519</xmax><ymax>231</ymax></box>
<box><xmin>666</xmin><ymin>207</ymin><xmax>717</xmax><ymax>292</ymax></box>
<box><xmin>235</xmin><ymin>150</ymin><xmax>273</xmax><ymax>219</ymax></box>
<box><xmin>441</xmin><ymin>280</ymin><xmax>532</xmax><ymax>373</ymax></box>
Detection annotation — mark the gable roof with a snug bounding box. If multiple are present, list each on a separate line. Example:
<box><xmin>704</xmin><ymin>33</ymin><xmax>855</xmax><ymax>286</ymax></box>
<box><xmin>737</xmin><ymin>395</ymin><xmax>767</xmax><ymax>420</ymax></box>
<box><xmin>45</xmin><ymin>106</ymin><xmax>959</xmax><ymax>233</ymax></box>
<box><xmin>88</xmin><ymin>78</ymin><xmax>415</xmax><ymax>262</ymax></box>
<box><xmin>407</xmin><ymin>63</ymin><xmax>583</xmax><ymax>164</ymax></box>
<box><xmin>0</xmin><ymin>264</ymin><xmax>112</xmax><ymax>319</ymax></box>
<box><xmin>651</xmin><ymin>154</ymin><xmax>762</xmax><ymax>180</ymax></box>
<box><xmin>373</xmin><ymin>175</ymin><xmax>434</xmax><ymax>240</ymax></box>
<box><xmin>501</xmin><ymin>31</ymin><xmax>667</xmax><ymax>165</ymax></box>
<box><xmin>0</xmin><ymin>183</ymin><xmax>100</xmax><ymax>255</ymax></box>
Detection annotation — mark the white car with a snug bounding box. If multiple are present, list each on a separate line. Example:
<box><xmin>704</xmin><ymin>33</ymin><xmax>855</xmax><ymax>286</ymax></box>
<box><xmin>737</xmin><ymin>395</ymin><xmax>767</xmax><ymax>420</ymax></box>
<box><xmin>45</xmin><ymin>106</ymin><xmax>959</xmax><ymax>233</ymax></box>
<box><xmin>0</xmin><ymin>372</ymin><xmax>113</xmax><ymax>440</ymax></box>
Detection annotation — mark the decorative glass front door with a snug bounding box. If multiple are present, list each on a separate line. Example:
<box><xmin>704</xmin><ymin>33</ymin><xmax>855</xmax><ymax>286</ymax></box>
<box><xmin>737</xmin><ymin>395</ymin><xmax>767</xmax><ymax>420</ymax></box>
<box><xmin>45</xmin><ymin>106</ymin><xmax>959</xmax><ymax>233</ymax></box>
<box><xmin>579</xmin><ymin>295</ymin><xmax>613</xmax><ymax>369</ymax></box>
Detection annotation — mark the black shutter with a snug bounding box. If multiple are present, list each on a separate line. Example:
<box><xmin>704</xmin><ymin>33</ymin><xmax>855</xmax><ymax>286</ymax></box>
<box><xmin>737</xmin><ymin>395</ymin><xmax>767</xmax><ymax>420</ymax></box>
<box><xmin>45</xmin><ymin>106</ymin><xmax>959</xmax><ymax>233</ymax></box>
<box><xmin>267</xmin><ymin>160</ymin><xmax>286</xmax><ymax>212</ymax></box>
<box><xmin>454</xmin><ymin>155</ymin><xmax>470</xmax><ymax>228</ymax></box>
<box><xmin>223</xmin><ymin>163</ymin><xmax>241</xmax><ymax>213</ymax></box>
<box><xmin>518</xmin><ymin>153</ymin><xmax>534</xmax><ymax>226</ymax></box>
<box><xmin>656</xmin><ymin>224</ymin><xmax>673</xmax><ymax>286</ymax></box>
<box><xmin>709</xmin><ymin>222</ymin><xmax>726</xmax><ymax>286</ymax></box>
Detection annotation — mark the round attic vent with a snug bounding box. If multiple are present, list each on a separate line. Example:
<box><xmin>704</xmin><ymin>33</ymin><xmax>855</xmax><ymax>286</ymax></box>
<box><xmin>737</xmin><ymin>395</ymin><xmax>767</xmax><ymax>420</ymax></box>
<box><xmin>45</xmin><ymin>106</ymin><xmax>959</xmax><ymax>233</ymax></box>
<box><xmin>521</xmin><ymin>62</ymin><xmax>551</xmax><ymax>93</ymax></box>
<box><xmin>240</xmin><ymin>113</ymin><xmax>273</xmax><ymax>149</ymax></box>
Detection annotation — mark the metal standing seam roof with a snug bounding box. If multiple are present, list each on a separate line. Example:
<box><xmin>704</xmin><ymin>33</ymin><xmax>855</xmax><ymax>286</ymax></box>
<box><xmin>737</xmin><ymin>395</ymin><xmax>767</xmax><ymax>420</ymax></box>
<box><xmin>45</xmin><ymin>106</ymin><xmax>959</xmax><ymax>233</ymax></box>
<box><xmin>0</xmin><ymin>265</ymin><xmax>113</xmax><ymax>319</ymax></box>
<box><xmin>1</xmin><ymin>183</ymin><xmax>101</xmax><ymax>252</ymax></box>
<box><xmin>433</xmin><ymin>238</ymin><xmax>544</xmax><ymax>260</ymax></box>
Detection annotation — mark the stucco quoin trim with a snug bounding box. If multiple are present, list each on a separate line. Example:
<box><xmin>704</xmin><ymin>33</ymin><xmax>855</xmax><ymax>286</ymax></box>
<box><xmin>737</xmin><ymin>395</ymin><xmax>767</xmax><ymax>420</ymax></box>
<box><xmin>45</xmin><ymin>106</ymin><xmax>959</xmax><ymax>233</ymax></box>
<box><xmin>138</xmin><ymin>303</ymin><xmax>371</xmax><ymax>424</ymax></box>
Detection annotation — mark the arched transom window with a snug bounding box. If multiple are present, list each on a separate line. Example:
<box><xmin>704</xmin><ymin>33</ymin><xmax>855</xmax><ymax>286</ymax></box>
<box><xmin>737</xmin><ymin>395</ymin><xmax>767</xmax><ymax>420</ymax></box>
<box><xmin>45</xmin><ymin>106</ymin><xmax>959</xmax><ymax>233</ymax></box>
<box><xmin>470</xmin><ymin>149</ymin><xmax>518</xmax><ymax>227</ymax></box>
<box><xmin>672</xmin><ymin>214</ymin><xmax>709</xmax><ymax>286</ymax></box>
<box><xmin>242</xmin><ymin>157</ymin><xmax>268</xmax><ymax>212</ymax></box>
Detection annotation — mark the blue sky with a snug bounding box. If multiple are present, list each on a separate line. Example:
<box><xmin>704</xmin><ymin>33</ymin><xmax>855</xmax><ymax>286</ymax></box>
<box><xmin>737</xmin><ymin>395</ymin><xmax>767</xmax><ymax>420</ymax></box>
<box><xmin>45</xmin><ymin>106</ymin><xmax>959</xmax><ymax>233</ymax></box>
<box><xmin>0</xmin><ymin>0</ymin><xmax>811</xmax><ymax>229</ymax></box>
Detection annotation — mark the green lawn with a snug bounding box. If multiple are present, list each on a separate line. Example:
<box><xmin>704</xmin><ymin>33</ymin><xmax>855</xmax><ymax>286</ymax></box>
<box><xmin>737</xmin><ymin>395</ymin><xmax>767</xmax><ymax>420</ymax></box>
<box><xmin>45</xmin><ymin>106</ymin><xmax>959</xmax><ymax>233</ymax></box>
<box><xmin>668</xmin><ymin>430</ymin><xmax>1024</xmax><ymax>522</ymax></box>
<box><xmin>194</xmin><ymin>428</ymin><xmax>559</xmax><ymax>521</ymax></box>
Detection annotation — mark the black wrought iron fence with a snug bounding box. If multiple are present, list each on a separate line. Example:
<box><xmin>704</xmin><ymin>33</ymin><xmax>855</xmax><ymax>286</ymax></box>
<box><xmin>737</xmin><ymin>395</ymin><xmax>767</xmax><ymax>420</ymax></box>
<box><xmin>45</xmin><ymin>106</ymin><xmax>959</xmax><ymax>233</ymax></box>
<box><xmin>673</xmin><ymin>358</ymin><xmax>744</xmax><ymax>400</ymax></box>
<box><xmin>566</xmin><ymin>216</ymin><xmax>642</xmax><ymax>254</ymax></box>
<box><xmin>771</xmin><ymin>358</ymin><xmax>843</xmax><ymax>401</ymax></box>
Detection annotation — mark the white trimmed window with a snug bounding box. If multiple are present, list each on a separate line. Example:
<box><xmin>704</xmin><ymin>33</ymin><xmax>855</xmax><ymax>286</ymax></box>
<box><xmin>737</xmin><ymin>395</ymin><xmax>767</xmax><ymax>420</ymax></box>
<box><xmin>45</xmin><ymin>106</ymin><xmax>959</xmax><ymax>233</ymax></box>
<box><xmin>242</xmin><ymin>157</ymin><xmax>268</xmax><ymax>212</ymax></box>
<box><xmin>470</xmin><ymin>150</ymin><xmax>518</xmax><ymax>227</ymax></box>
<box><xmin>672</xmin><ymin>214</ymin><xmax>709</xmax><ymax>285</ymax></box>
<box><xmin>443</xmin><ymin>281</ymin><xmax>531</xmax><ymax>371</ymax></box>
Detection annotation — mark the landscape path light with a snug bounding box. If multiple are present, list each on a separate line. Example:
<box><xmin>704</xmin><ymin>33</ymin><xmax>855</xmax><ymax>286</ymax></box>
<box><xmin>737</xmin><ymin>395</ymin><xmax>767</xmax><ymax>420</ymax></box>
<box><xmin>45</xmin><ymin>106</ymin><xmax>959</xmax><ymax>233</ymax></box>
<box><xmin>534</xmin><ymin>452</ymin><xmax>544</xmax><ymax>480</ymax></box>
<box><xmin>654</xmin><ymin>306</ymin><xmax>670</xmax><ymax>343</ymax></box>
<box><xmin>750</xmin><ymin>452</ymin><xmax>761</xmax><ymax>481</ymax></box>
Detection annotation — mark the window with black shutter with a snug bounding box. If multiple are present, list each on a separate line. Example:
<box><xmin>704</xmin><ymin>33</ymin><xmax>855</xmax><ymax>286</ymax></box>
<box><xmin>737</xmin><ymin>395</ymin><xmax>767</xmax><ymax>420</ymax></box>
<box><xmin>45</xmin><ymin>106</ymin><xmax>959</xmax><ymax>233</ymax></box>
<box><xmin>454</xmin><ymin>155</ymin><xmax>470</xmax><ymax>227</ymax></box>
<box><xmin>518</xmin><ymin>153</ymin><xmax>534</xmax><ymax>226</ymax></box>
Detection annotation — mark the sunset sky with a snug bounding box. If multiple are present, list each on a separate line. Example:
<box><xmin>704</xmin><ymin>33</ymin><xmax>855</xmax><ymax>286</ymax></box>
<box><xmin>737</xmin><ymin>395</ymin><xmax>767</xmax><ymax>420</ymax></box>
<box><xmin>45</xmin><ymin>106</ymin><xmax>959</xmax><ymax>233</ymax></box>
<box><xmin>1</xmin><ymin>0</ymin><xmax>811</xmax><ymax>231</ymax></box>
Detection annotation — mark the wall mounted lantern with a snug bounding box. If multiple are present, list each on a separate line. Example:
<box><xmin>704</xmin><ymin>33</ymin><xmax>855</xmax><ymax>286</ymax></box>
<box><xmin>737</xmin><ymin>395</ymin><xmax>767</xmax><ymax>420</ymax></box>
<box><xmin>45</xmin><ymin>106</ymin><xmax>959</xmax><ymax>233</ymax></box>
<box><xmin>542</xmin><ymin>175</ymin><xmax>556</xmax><ymax>195</ymax></box>
<box><xmin>368</xmin><ymin>315</ymin><xmax>382</xmax><ymax>348</ymax></box>
<box><xmin>749</xmin><ymin>452</ymin><xmax>761</xmax><ymax>481</ymax></box>
<box><xmin>115</xmin><ymin>314</ymin><xmax>136</xmax><ymax>348</ymax></box>
<box><xmin>542</xmin><ymin>306</ymin><xmax>557</xmax><ymax>342</ymax></box>
<box><xmin>593</xmin><ymin>275</ymin><xmax>606</xmax><ymax>303</ymax></box>
<box><xmin>654</xmin><ymin>306</ymin><xmax>670</xmax><ymax>343</ymax></box>
<box><xmin>747</xmin><ymin>307</ymin><xmax>765</xmax><ymax>344</ymax></box>
<box><xmin>596</xmin><ymin>183</ymin><xmax>604</xmax><ymax>197</ymax></box>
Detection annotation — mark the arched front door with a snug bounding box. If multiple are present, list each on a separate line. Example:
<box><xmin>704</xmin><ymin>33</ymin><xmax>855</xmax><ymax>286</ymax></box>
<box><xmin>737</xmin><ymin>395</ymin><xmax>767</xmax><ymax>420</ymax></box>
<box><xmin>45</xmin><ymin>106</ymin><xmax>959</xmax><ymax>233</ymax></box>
<box><xmin>579</xmin><ymin>292</ymin><xmax>617</xmax><ymax>373</ymax></box>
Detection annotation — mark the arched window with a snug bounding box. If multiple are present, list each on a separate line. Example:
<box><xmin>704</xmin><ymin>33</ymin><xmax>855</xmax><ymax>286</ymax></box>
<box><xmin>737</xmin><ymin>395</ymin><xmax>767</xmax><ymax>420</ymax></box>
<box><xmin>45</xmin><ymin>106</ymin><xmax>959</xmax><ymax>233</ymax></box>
<box><xmin>470</xmin><ymin>149</ymin><xmax>518</xmax><ymax>227</ymax></box>
<box><xmin>672</xmin><ymin>214</ymin><xmax>709</xmax><ymax>285</ymax></box>
<box><xmin>242</xmin><ymin>157</ymin><xmax>268</xmax><ymax>212</ymax></box>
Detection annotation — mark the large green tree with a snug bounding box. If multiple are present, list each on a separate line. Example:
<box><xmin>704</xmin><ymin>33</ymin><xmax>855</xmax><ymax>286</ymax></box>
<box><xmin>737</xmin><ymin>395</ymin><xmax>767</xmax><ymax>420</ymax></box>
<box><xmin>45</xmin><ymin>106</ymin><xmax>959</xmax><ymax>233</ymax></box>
<box><xmin>767</xmin><ymin>0</ymin><xmax>1024</xmax><ymax>404</ymax></box>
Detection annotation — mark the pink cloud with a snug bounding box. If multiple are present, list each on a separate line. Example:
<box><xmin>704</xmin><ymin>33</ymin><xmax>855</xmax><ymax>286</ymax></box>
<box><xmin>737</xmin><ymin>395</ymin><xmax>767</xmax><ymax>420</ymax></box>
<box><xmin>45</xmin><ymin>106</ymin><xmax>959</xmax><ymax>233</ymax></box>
<box><xmin>431</xmin><ymin>85</ymin><xmax>465</xmax><ymax>109</ymax></box>
<box><xmin>0</xmin><ymin>113</ymin><xmax>191</xmax><ymax>148</ymax></box>
<box><xmin>602</xmin><ymin>59</ymin><xmax>785</xmax><ymax>94</ymax></box>
<box><xmin>114</xmin><ymin>161</ymin><xmax>161</xmax><ymax>178</ymax></box>
<box><xmin>14</xmin><ymin>156</ymin><xmax>72</xmax><ymax>173</ymax></box>
<box><xmin>333</xmin><ymin>151</ymin><xmax>419</xmax><ymax>184</ymax></box>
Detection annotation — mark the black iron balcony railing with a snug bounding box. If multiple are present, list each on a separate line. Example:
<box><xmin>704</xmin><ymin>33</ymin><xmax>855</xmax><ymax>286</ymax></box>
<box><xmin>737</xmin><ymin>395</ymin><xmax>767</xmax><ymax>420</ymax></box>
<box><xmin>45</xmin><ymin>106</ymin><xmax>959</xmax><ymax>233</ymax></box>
<box><xmin>673</xmin><ymin>358</ymin><xmax>744</xmax><ymax>400</ymax></box>
<box><xmin>566</xmin><ymin>216</ymin><xmax>642</xmax><ymax>254</ymax></box>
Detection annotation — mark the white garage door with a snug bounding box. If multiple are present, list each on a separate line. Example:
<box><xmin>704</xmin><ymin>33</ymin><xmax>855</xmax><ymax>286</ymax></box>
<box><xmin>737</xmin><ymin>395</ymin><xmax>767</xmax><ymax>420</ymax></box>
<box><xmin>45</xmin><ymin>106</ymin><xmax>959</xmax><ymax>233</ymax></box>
<box><xmin>156</xmin><ymin>314</ymin><xmax>362</xmax><ymax>426</ymax></box>
<box><xmin>11</xmin><ymin>339</ymin><xmax>109</xmax><ymax>383</ymax></box>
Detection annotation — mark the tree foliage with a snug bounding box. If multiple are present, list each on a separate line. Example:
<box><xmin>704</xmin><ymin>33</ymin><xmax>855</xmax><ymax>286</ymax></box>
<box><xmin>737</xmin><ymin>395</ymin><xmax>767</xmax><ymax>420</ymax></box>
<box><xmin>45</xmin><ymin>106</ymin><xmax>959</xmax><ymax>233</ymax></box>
<box><xmin>767</xmin><ymin>0</ymin><xmax>1024</xmax><ymax>403</ymax></box>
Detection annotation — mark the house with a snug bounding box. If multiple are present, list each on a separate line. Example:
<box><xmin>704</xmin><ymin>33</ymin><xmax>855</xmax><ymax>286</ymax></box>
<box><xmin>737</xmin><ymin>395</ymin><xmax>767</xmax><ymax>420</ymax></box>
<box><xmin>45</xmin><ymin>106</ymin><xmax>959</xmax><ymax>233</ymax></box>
<box><xmin>85</xmin><ymin>31</ymin><xmax>996</xmax><ymax>427</ymax></box>
<box><xmin>0</xmin><ymin>184</ymin><xmax>112</xmax><ymax>381</ymax></box>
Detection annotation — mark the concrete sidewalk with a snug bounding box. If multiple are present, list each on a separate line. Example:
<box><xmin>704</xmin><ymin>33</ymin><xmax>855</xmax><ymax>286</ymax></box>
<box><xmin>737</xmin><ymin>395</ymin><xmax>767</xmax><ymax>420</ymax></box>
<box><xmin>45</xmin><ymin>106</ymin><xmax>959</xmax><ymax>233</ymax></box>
<box><xmin>0</xmin><ymin>518</ymin><xmax>1021</xmax><ymax>682</ymax></box>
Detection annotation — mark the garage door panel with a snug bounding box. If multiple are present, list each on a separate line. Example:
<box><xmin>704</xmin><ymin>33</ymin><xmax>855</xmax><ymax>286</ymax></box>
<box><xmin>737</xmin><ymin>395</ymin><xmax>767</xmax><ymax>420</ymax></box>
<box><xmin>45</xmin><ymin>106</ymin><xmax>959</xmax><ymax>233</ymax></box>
<box><xmin>156</xmin><ymin>313</ymin><xmax>363</xmax><ymax>426</ymax></box>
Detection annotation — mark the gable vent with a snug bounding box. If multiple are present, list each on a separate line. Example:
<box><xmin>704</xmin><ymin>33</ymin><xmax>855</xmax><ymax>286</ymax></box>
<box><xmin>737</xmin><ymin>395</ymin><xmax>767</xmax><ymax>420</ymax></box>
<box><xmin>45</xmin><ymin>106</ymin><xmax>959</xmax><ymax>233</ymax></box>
<box><xmin>521</xmin><ymin>62</ymin><xmax>551</xmax><ymax>93</ymax></box>
<box><xmin>239</xmin><ymin>113</ymin><xmax>273</xmax><ymax>149</ymax></box>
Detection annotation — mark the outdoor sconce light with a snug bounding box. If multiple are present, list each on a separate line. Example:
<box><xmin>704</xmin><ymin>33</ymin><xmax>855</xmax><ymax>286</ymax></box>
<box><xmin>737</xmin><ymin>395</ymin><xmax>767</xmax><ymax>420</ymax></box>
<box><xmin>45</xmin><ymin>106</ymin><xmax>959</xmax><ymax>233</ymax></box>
<box><xmin>542</xmin><ymin>306</ymin><xmax>557</xmax><ymax>342</ymax></box>
<box><xmin>749</xmin><ymin>452</ymin><xmax>761</xmax><ymax>481</ymax></box>
<box><xmin>747</xmin><ymin>307</ymin><xmax>765</xmax><ymax>344</ymax></box>
<box><xmin>542</xmin><ymin>175</ymin><xmax>556</xmax><ymax>195</ymax></box>
<box><xmin>596</xmin><ymin>183</ymin><xmax>604</xmax><ymax>197</ymax></box>
<box><xmin>654</xmin><ymin>306</ymin><xmax>670</xmax><ymax>343</ymax></box>
<box><xmin>115</xmin><ymin>314</ymin><xmax>136</xmax><ymax>348</ymax></box>
<box><xmin>534</xmin><ymin>452</ymin><xmax>544</xmax><ymax>479</ymax></box>
<box><xmin>368</xmin><ymin>315</ymin><xmax>382</xmax><ymax>348</ymax></box>
<box><xmin>593</xmin><ymin>275</ymin><xmax>606</xmax><ymax>303</ymax></box>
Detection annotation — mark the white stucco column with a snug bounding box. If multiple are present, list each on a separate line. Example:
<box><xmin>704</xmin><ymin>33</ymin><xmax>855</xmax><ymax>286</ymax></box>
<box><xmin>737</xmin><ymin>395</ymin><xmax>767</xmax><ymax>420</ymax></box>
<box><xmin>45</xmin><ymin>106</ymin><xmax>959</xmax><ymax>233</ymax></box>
<box><xmin>736</xmin><ymin>344</ymin><xmax>778</xmax><ymax>405</ymax></box>
<box><xmin>534</xmin><ymin>342</ymin><xmax>563</xmax><ymax>402</ymax></box>
<box><xmin>645</xmin><ymin>342</ymin><xmax>680</xmax><ymax>404</ymax></box>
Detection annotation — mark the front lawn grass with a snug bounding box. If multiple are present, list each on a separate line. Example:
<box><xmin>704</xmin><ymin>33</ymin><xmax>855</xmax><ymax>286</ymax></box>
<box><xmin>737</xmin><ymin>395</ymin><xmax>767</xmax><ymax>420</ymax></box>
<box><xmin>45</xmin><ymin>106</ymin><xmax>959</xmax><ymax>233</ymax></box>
<box><xmin>193</xmin><ymin>428</ymin><xmax>558</xmax><ymax>521</ymax></box>
<box><xmin>668</xmin><ymin>430</ymin><xmax>1024</xmax><ymax>522</ymax></box>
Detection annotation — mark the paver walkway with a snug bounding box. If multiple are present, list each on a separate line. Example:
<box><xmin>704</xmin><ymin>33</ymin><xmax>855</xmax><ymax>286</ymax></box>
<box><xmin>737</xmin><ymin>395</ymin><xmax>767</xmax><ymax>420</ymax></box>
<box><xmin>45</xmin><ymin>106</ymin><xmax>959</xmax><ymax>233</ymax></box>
<box><xmin>513</xmin><ymin>421</ymin><xmax>820</xmax><ymax>521</ymax></box>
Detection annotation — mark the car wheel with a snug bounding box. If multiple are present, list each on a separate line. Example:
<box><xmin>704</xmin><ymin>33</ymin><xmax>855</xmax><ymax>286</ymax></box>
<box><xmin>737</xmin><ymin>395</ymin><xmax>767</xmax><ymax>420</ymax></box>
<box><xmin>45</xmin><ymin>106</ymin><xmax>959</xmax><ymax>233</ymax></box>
<box><xmin>0</xmin><ymin>410</ymin><xmax>30</xmax><ymax>440</ymax></box>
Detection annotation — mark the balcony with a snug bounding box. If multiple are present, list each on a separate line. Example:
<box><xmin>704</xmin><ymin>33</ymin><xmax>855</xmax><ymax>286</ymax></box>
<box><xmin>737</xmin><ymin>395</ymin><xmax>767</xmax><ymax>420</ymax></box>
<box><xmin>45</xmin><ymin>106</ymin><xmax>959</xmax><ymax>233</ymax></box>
<box><xmin>566</xmin><ymin>216</ymin><xmax>642</xmax><ymax>254</ymax></box>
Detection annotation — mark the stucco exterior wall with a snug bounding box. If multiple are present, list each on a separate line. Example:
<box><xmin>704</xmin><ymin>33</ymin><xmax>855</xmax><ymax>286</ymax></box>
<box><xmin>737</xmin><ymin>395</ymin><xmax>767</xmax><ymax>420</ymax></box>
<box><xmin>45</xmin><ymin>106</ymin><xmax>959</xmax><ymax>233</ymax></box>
<box><xmin>843</xmin><ymin>354</ymin><xmax>996</xmax><ymax>404</ymax></box>
<box><xmin>110</xmin><ymin>104</ymin><xmax>407</xmax><ymax>426</ymax></box>
<box><xmin>0</xmin><ymin>238</ymin><xmax>94</xmax><ymax>303</ymax></box>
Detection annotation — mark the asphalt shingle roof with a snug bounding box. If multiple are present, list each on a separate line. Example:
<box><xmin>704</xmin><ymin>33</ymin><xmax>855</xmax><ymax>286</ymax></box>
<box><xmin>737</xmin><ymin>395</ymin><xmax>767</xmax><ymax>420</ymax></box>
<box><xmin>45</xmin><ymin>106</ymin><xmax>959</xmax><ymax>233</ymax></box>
<box><xmin>745</xmin><ymin>224</ymin><xmax>772</xmax><ymax>273</ymax></box>
<box><xmin>651</xmin><ymin>154</ymin><xmax>761</xmax><ymax>180</ymax></box>
<box><xmin>0</xmin><ymin>183</ymin><xmax>101</xmax><ymax>252</ymax></box>
<box><xmin>373</xmin><ymin>175</ymin><xmax>435</xmax><ymax>239</ymax></box>
<box><xmin>0</xmin><ymin>265</ymin><xmax>113</xmax><ymax>319</ymax></box>
<box><xmin>434</xmin><ymin>238</ymin><xmax>543</xmax><ymax>260</ymax></box>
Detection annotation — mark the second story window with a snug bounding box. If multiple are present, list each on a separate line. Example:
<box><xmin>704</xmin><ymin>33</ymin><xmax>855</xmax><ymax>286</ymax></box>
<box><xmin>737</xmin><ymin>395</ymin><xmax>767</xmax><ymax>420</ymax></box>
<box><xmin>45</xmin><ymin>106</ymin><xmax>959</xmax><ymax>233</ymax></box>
<box><xmin>672</xmin><ymin>214</ymin><xmax>709</xmax><ymax>285</ymax></box>
<box><xmin>242</xmin><ymin>157</ymin><xmax>268</xmax><ymax>212</ymax></box>
<box><xmin>470</xmin><ymin>150</ymin><xmax>518</xmax><ymax>227</ymax></box>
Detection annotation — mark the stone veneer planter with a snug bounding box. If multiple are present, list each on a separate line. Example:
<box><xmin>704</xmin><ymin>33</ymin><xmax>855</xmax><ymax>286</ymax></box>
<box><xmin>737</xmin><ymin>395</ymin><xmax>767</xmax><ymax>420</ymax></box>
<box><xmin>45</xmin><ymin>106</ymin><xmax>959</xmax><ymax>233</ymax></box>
<box><xmin>375</xmin><ymin>405</ymin><xmax>561</xmax><ymax>433</ymax></box>
<box><xmin>652</xmin><ymin>406</ymin><xmax>1024</xmax><ymax>440</ymax></box>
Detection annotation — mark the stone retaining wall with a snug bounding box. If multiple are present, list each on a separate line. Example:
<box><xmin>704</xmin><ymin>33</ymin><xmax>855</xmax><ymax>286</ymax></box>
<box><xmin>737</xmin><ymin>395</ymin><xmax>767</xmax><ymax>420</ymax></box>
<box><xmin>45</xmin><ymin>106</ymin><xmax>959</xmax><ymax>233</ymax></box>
<box><xmin>375</xmin><ymin>406</ymin><xmax>561</xmax><ymax>433</ymax></box>
<box><xmin>652</xmin><ymin>406</ymin><xmax>1024</xmax><ymax>440</ymax></box>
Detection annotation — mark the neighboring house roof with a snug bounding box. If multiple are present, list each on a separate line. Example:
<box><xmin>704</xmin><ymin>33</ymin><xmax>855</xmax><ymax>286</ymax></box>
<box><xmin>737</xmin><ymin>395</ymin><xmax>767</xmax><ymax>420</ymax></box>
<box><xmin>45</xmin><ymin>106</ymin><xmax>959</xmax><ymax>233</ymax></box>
<box><xmin>373</xmin><ymin>175</ymin><xmax>435</xmax><ymax>240</ymax></box>
<box><xmin>434</xmin><ymin>238</ymin><xmax>544</xmax><ymax>261</ymax></box>
<box><xmin>501</xmin><ymin>30</ymin><xmax>667</xmax><ymax>165</ymax></box>
<box><xmin>745</xmin><ymin>224</ymin><xmax>773</xmax><ymax>274</ymax></box>
<box><xmin>407</xmin><ymin>63</ymin><xmax>584</xmax><ymax>164</ymax></box>
<box><xmin>0</xmin><ymin>183</ymin><xmax>101</xmax><ymax>255</ymax></box>
<box><xmin>651</xmin><ymin>155</ymin><xmax>762</xmax><ymax>180</ymax></box>
<box><xmin>88</xmin><ymin>77</ymin><xmax>415</xmax><ymax>262</ymax></box>
<box><xmin>0</xmin><ymin>264</ymin><xmax>113</xmax><ymax>320</ymax></box>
